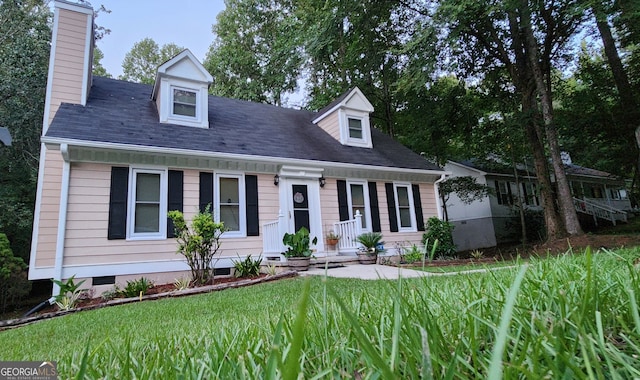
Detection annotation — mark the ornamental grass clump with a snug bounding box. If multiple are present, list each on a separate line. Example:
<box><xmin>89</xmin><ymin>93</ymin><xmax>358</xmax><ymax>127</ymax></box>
<box><xmin>168</xmin><ymin>208</ymin><xmax>225</xmax><ymax>285</ymax></box>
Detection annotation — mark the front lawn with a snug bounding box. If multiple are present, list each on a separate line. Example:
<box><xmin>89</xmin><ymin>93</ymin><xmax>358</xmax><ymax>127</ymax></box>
<box><xmin>1</xmin><ymin>247</ymin><xmax>639</xmax><ymax>378</ymax></box>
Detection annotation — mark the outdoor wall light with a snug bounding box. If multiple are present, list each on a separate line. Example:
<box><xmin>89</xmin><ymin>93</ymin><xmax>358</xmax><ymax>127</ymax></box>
<box><xmin>274</xmin><ymin>174</ymin><xmax>280</xmax><ymax>186</ymax></box>
<box><xmin>319</xmin><ymin>176</ymin><xmax>326</xmax><ymax>188</ymax></box>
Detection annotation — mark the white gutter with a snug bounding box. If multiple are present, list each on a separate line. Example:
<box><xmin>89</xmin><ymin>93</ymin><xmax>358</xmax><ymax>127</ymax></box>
<box><xmin>41</xmin><ymin>137</ymin><xmax>448</xmax><ymax>177</ymax></box>
<box><xmin>50</xmin><ymin>143</ymin><xmax>71</xmax><ymax>303</ymax></box>
<box><xmin>434</xmin><ymin>173</ymin><xmax>447</xmax><ymax>220</ymax></box>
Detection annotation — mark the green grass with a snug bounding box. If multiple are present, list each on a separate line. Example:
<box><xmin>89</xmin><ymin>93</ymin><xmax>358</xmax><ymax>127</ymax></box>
<box><xmin>1</xmin><ymin>247</ymin><xmax>640</xmax><ymax>378</ymax></box>
<box><xmin>415</xmin><ymin>260</ymin><xmax>518</xmax><ymax>273</ymax></box>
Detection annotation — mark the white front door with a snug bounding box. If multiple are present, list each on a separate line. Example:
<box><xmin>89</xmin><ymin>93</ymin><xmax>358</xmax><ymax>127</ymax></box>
<box><xmin>282</xmin><ymin>178</ymin><xmax>324</xmax><ymax>253</ymax></box>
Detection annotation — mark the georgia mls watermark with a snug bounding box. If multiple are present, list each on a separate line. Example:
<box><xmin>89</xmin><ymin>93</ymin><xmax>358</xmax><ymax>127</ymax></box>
<box><xmin>0</xmin><ymin>362</ymin><xmax>57</xmax><ymax>380</ymax></box>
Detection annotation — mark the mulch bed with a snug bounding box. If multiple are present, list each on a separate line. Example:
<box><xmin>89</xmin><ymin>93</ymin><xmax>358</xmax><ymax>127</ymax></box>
<box><xmin>0</xmin><ymin>271</ymin><xmax>297</xmax><ymax>331</ymax></box>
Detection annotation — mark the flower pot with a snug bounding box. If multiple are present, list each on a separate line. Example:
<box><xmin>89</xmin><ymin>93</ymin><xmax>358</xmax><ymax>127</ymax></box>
<box><xmin>287</xmin><ymin>257</ymin><xmax>310</xmax><ymax>271</ymax></box>
<box><xmin>326</xmin><ymin>238</ymin><xmax>339</xmax><ymax>246</ymax></box>
<box><xmin>357</xmin><ymin>252</ymin><xmax>377</xmax><ymax>265</ymax></box>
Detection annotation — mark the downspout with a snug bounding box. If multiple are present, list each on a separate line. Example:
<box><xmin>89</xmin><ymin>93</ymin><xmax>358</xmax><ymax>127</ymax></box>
<box><xmin>434</xmin><ymin>173</ymin><xmax>447</xmax><ymax>220</ymax></box>
<box><xmin>50</xmin><ymin>143</ymin><xmax>71</xmax><ymax>303</ymax></box>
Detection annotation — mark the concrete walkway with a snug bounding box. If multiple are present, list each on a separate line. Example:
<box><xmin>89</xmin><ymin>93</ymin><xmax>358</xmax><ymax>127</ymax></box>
<box><xmin>300</xmin><ymin>264</ymin><xmax>431</xmax><ymax>280</ymax></box>
<box><xmin>300</xmin><ymin>263</ymin><xmax>518</xmax><ymax>280</ymax></box>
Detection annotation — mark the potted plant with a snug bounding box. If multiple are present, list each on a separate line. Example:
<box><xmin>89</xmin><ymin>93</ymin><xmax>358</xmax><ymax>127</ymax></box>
<box><xmin>283</xmin><ymin>227</ymin><xmax>318</xmax><ymax>271</ymax></box>
<box><xmin>356</xmin><ymin>232</ymin><xmax>384</xmax><ymax>264</ymax></box>
<box><xmin>325</xmin><ymin>231</ymin><xmax>341</xmax><ymax>246</ymax></box>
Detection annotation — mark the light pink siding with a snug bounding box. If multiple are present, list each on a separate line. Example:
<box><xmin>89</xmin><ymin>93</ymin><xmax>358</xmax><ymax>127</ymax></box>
<box><xmin>61</xmin><ymin>164</ymin><xmax>280</xmax><ymax>268</ymax></box>
<box><xmin>33</xmin><ymin>150</ymin><xmax>64</xmax><ymax>267</ymax></box>
<box><xmin>320</xmin><ymin>179</ymin><xmax>340</xmax><ymax>234</ymax></box>
<box><xmin>48</xmin><ymin>8</ymin><xmax>91</xmax><ymax>123</ymax></box>
<box><xmin>317</xmin><ymin>111</ymin><xmax>340</xmax><ymax>141</ymax></box>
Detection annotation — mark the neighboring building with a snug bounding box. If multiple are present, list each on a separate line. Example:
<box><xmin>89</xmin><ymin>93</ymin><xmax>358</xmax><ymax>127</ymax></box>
<box><xmin>444</xmin><ymin>158</ymin><xmax>630</xmax><ymax>251</ymax></box>
<box><xmin>30</xmin><ymin>1</ymin><xmax>446</xmax><ymax>295</ymax></box>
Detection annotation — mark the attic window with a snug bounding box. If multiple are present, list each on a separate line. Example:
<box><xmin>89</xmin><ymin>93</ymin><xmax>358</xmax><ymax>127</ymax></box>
<box><xmin>348</xmin><ymin>118</ymin><xmax>363</xmax><ymax>139</ymax></box>
<box><xmin>172</xmin><ymin>88</ymin><xmax>197</xmax><ymax>118</ymax></box>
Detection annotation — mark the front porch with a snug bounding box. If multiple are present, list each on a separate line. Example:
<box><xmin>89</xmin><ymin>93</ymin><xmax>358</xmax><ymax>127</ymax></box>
<box><xmin>262</xmin><ymin>210</ymin><xmax>365</xmax><ymax>261</ymax></box>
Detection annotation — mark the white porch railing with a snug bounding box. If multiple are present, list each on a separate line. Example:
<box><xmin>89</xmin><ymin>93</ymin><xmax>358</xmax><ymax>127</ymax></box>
<box><xmin>333</xmin><ymin>211</ymin><xmax>363</xmax><ymax>253</ymax></box>
<box><xmin>573</xmin><ymin>197</ymin><xmax>628</xmax><ymax>226</ymax></box>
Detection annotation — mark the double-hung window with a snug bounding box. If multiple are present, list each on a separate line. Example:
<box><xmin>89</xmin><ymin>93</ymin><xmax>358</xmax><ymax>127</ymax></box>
<box><xmin>394</xmin><ymin>183</ymin><xmax>416</xmax><ymax>231</ymax></box>
<box><xmin>215</xmin><ymin>173</ymin><xmax>246</xmax><ymax>237</ymax></box>
<box><xmin>128</xmin><ymin>168</ymin><xmax>167</xmax><ymax>239</ymax></box>
<box><xmin>348</xmin><ymin>118</ymin><xmax>363</xmax><ymax>139</ymax></box>
<box><xmin>347</xmin><ymin>181</ymin><xmax>371</xmax><ymax>231</ymax></box>
<box><xmin>172</xmin><ymin>87</ymin><xmax>197</xmax><ymax>118</ymax></box>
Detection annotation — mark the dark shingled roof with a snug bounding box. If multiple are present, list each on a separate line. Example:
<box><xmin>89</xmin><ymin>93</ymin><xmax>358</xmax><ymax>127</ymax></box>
<box><xmin>45</xmin><ymin>77</ymin><xmax>441</xmax><ymax>171</ymax></box>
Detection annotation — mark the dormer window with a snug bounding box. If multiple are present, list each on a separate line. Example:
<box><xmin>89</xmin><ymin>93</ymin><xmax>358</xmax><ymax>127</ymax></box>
<box><xmin>151</xmin><ymin>49</ymin><xmax>213</xmax><ymax>129</ymax></box>
<box><xmin>312</xmin><ymin>87</ymin><xmax>374</xmax><ymax>148</ymax></box>
<box><xmin>172</xmin><ymin>88</ymin><xmax>197</xmax><ymax>118</ymax></box>
<box><xmin>348</xmin><ymin>118</ymin><xmax>363</xmax><ymax>139</ymax></box>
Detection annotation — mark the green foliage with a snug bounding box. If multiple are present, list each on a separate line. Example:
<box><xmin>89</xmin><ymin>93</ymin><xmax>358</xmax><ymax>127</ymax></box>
<box><xmin>52</xmin><ymin>275</ymin><xmax>86</xmax><ymax>311</ymax></box>
<box><xmin>233</xmin><ymin>254</ymin><xmax>263</xmax><ymax>278</ymax></box>
<box><xmin>100</xmin><ymin>286</ymin><xmax>120</xmax><ymax>302</ymax></box>
<box><xmin>422</xmin><ymin>217</ymin><xmax>456</xmax><ymax>257</ymax></box>
<box><xmin>282</xmin><ymin>227</ymin><xmax>317</xmax><ymax>258</ymax></box>
<box><xmin>402</xmin><ymin>244</ymin><xmax>424</xmax><ymax>264</ymax></box>
<box><xmin>0</xmin><ymin>0</ymin><xmax>50</xmax><ymax>262</ymax></box>
<box><xmin>92</xmin><ymin>47</ymin><xmax>111</xmax><ymax>78</ymax></box>
<box><xmin>168</xmin><ymin>208</ymin><xmax>226</xmax><ymax>285</ymax></box>
<box><xmin>0</xmin><ymin>233</ymin><xmax>30</xmax><ymax>313</ymax></box>
<box><xmin>120</xmin><ymin>38</ymin><xmax>184</xmax><ymax>84</ymax></box>
<box><xmin>3</xmin><ymin>248</ymin><xmax>640</xmax><ymax>378</ymax></box>
<box><xmin>121</xmin><ymin>278</ymin><xmax>153</xmax><ymax>298</ymax></box>
<box><xmin>356</xmin><ymin>232</ymin><xmax>384</xmax><ymax>255</ymax></box>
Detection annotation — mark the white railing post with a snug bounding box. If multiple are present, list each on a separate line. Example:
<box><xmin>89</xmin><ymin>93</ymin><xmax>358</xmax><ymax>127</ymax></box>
<box><xmin>355</xmin><ymin>210</ymin><xmax>363</xmax><ymax>236</ymax></box>
<box><xmin>278</xmin><ymin>209</ymin><xmax>287</xmax><ymax>257</ymax></box>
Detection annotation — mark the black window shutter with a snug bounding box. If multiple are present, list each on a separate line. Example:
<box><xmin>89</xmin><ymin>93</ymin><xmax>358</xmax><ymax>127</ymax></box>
<box><xmin>245</xmin><ymin>175</ymin><xmax>259</xmax><ymax>236</ymax></box>
<box><xmin>108</xmin><ymin>167</ymin><xmax>129</xmax><ymax>240</ymax></box>
<box><xmin>167</xmin><ymin>170</ymin><xmax>184</xmax><ymax>238</ymax></box>
<box><xmin>337</xmin><ymin>180</ymin><xmax>349</xmax><ymax>221</ymax></box>
<box><xmin>368</xmin><ymin>182</ymin><xmax>381</xmax><ymax>232</ymax></box>
<box><xmin>199</xmin><ymin>172</ymin><xmax>214</xmax><ymax>213</ymax></box>
<box><xmin>385</xmin><ymin>183</ymin><xmax>398</xmax><ymax>232</ymax></box>
<box><xmin>412</xmin><ymin>184</ymin><xmax>425</xmax><ymax>231</ymax></box>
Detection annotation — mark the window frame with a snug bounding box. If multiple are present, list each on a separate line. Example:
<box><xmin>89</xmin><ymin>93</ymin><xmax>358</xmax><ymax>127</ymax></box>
<box><xmin>127</xmin><ymin>167</ymin><xmax>168</xmax><ymax>240</ymax></box>
<box><xmin>347</xmin><ymin>180</ymin><xmax>372</xmax><ymax>232</ymax></box>
<box><xmin>339</xmin><ymin>109</ymin><xmax>372</xmax><ymax>148</ymax></box>
<box><xmin>170</xmin><ymin>85</ymin><xmax>199</xmax><ymax>121</ymax></box>
<box><xmin>393</xmin><ymin>182</ymin><xmax>417</xmax><ymax>232</ymax></box>
<box><xmin>214</xmin><ymin>172</ymin><xmax>246</xmax><ymax>238</ymax></box>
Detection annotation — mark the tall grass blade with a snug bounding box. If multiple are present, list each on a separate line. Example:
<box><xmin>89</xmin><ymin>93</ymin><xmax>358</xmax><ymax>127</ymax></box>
<box><xmin>283</xmin><ymin>279</ymin><xmax>311</xmax><ymax>380</ymax></box>
<box><xmin>488</xmin><ymin>265</ymin><xmax>528</xmax><ymax>380</ymax></box>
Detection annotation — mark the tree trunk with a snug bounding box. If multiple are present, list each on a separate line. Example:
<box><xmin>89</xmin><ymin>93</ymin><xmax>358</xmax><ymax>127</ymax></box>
<box><xmin>511</xmin><ymin>156</ymin><xmax>528</xmax><ymax>245</ymax></box>
<box><xmin>521</xmin><ymin>1</ymin><xmax>582</xmax><ymax>236</ymax></box>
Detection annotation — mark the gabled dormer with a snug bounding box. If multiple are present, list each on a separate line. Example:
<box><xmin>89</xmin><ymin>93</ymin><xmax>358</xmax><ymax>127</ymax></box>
<box><xmin>313</xmin><ymin>87</ymin><xmax>374</xmax><ymax>148</ymax></box>
<box><xmin>151</xmin><ymin>50</ymin><xmax>213</xmax><ymax>128</ymax></box>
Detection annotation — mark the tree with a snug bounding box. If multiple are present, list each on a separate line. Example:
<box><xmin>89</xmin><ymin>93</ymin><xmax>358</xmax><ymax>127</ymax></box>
<box><xmin>120</xmin><ymin>38</ymin><xmax>184</xmax><ymax>84</ymax></box>
<box><xmin>204</xmin><ymin>0</ymin><xmax>303</xmax><ymax>106</ymax></box>
<box><xmin>0</xmin><ymin>0</ymin><xmax>51</xmax><ymax>261</ymax></box>
<box><xmin>434</xmin><ymin>0</ymin><xmax>586</xmax><ymax>240</ymax></box>
<box><xmin>438</xmin><ymin>176</ymin><xmax>491</xmax><ymax>221</ymax></box>
<box><xmin>92</xmin><ymin>47</ymin><xmax>111</xmax><ymax>78</ymax></box>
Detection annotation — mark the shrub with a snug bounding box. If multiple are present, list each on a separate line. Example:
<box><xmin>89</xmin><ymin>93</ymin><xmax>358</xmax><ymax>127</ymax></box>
<box><xmin>52</xmin><ymin>275</ymin><xmax>86</xmax><ymax>311</ymax></box>
<box><xmin>283</xmin><ymin>227</ymin><xmax>317</xmax><ymax>258</ymax></box>
<box><xmin>0</xmin><ymin>233</ymin><xmax>30</xmax><ymax>313</ymax></box>
<box><xmin>121</xmin><ymin>277</ymin><xmax>153</xmax><ymax>298</ymax></box>
<box><xmin>402</xmin><ymin>245</ymin><xmax>424</xmax><ymax>264</ymax></box>
<box><xmin>422</xmin><ymin>217</ymin><xmax>456</xmax><ymax>258</ymax></box>
<box><xmin>233</xmin><ymin>255</ymin><xmax>263</xmax><ymax>278</ymax></box>
<box><xmin>356</xmin><ymin>232</ymin><xmax>384</xmax><ymax>254</ymax></box>
<box><xmin>168</xmin><ymin>207</ymin><xmax>226</xmax><ymax>285</ymax></box>
<box><xmin>174</xmin><ymin>277</ymin><xmax>191</xmax><ymax>291</ymax></box>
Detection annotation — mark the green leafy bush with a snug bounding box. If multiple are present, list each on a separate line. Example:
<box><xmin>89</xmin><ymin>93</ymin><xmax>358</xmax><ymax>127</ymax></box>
<box><xmin>283</xmin><ymin>227</ymin><xmax>317</xmax><ymax>258</ymax></box>
<box><xmin>121</xmin><ymin>277</ymin><xmax>153</xmax><ymax>298</ymax></box>
<box><xmin>356</xmin><ymin>232</ymin><xmax>384</xmax><ymax>254</ymax></box>
<box><xmin>402</xmin><ymin>245</ymin><xmax>424</xmax><ymax>263</ymax></box>
<box><xmin>233</xmin><ymin>255</ymin><xmax>263</xmax><ymax>278</ymax></box>
<box><xmin>168</xmin><ymin>207</ymin><xmax>226</xmax><ymax>285</ymax></box>
<box><xmin>422</xmin><ymin>217</ymin><xmax>456</xmax><ymax>258</ymax></box>
<box><xmin>52</xmin><ymin>275</ymin><xmax>86</xmax><ymax>311</ymax></box>
<box><xmin>0</xmin><ymin>233</ymin><xmax>30</xmax><ymax>313</ymax></box>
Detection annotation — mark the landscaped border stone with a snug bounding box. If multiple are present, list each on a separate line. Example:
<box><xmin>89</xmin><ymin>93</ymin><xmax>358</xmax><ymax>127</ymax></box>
<box><xmin>0</xmin><ymin>271</ymin><xmax>298</xmax><ymax>330</ymax></box>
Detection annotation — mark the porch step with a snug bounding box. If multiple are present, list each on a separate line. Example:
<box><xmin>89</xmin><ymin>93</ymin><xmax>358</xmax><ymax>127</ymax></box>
<box><xmin>310</xmin><ymin>255</ymin><xmax>360</xmax><ymax>269</ymax></box>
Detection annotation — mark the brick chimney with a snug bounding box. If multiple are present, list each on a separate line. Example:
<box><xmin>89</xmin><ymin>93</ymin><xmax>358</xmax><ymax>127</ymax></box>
<box><xmin>43</xmin><ymin>0</ymin><xmax>94</xmax><ymax>133</ymax></box>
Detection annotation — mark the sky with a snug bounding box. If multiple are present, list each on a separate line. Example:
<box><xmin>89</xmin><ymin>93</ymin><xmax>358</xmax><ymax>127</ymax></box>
<box><xmin>93</xmin><ymin>1</ymin><xmax>226</xmax><ymax>78</ymax></box>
